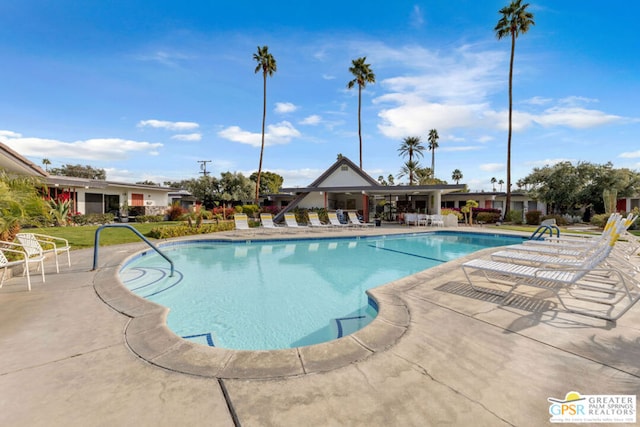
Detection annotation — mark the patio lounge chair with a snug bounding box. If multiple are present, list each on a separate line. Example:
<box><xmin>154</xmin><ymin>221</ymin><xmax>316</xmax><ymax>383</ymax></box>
<box><xmin>0</xmin><ymin>241</ymin><xmax>46</xmax><ymax>291</ymax></box>
<box><xmin>284</xmin><ymin>213</ymin><xmax>310</xmax><ymax>231</ymax></box>
<box><xmin>233</xmin><ymin>213</ymin><xmax>252</xmax><ymax>233</ymax></box>
<box><xmin>16</xmin><ymin>232</ymin><xmax>71</xmax><ymax>274</ymax></box>
<box><xmin>260</xmin><ymin>213</ymin><xmax>283</xmax><ymax>233</ymax></box>
<box><xmin>327</xmin><ymin>212</ymin><xmax>352</xmax><ymax>229</ymax></box>
<box><xmin>430</xmin><ymin>214</ymin><xmax>444</xmax><ymax>227</ymax></box>
<box><xmin>307</xmin><ymin>212</ymin><xmax>331</xmax><ymax>229</ymax></box>
<box><xmin>461</xmin><ymin>223</ymin><xmax>640</xmax><ymax>320</ymax></box>
<box><xmin>347</xmin><ymin>213</ymin><xmax>374</xmax><ymax>228</ymax></box>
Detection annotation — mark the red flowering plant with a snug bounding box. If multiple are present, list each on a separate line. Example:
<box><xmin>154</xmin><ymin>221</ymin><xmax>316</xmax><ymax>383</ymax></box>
<box><xmin>48</xmin><ymin>192</ymin><xmax>72</xmax><ymax>226</ymax></box>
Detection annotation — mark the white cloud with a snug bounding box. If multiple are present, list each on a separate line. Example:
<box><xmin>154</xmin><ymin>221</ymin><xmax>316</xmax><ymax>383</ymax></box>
<box><xmin>523</xmin><ymin>96</ymin><xmax>552</xmax><ymax>105</ymax></box>
<box><xmin>410</xmin><ymin>5</ymin><xmax>424</xmax><ymax>28</ymax></box>
<box><xmin>0</xmin><ymin>130</ymin><xmax>22</xmax><ymax>138</ymax></box>
<box><xmin>477</xmin><ymin>135</ymin><xmax>494</xmax><ymax>143</ymax></box>
<box><xmin>322</xmin><ymin>74</ymin><xmax>336</xmax><ymax>80</ymax></box>
<box><xmin>300</xmin><ymin>115</ymin><xmax>322</xmax><ymax>125</ymax></box>
<box><xmin>479</xmin><ymin>163</ymin><xmax>504</xmax><ymax>172</ymax></box>
<box><xmin>217</xmin><ymin>121</ymin><xmax>301</xmax><ymax>147</ymax></box>
<box><xmin>534</xmin><ymin>107</ymin><xmax>622</xmax><ymax>129</ymax></box>
<box><xmin>558</xmin><ymin>96</ymin><xmax>598</xmax><ymax>106</ymax></box>
<box><xmin>441</xmin><ymin>146</ymin><xmax>482</xmax><ymax>152</ymax></box>
<box><xmin>524</xmin><ymin>158</ymin><xmax>575</xmax><ymax>167</ymax></box>
<box><xmin>171</xmin><ymin>133</ymin><xmax>202</xmax><ymax>141</ymax></box>
<box><xmin>274</xmin><ymin>102</ymin><xmax>298</xmax><ymax>114</ymax></box>
<box><xmin>133</xmin><ymin>50</ymin><xmax>192</xmax><ymax>67</ymax></box>
<box><xmin>618</xmin><ymin>150</ymin><xmax>640</xmax><ymax>159</ymax></box>
<box><xmin>2</xmin><ymin>132</ymin><xmax>163</xmax><ymax>161</ymax></box>
<box><xmin>138</xmin><ymin>119</ymin><xmax>200</xmax><ymax>131</ymax></box>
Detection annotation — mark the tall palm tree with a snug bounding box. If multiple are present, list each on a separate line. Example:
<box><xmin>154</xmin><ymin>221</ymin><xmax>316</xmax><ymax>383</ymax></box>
<box><xmin>495</xmin><ymin>0</ymin><xmax>534</xmax><ymax>217</ymax></box>
<box><xmin>397</xmin><ymin>160</ymin><xmax>420</xmax><ymax>185</ymax></box>
<box><xmin>347</xmin><ymin>56</ymin><xmax>375</xmax><ymax>169</ymax></box>
<box><xmin>42</xmin><ymin>158</ymin><xmax>51</xmax><ymax>172</ymax></box>
<box><xmin>498</xmin><ymin>179</ymin><xmax>505</xmax><ymax>191</ymax></box>
<box><xmin>451</xmin><ymin>169</ymin><xmax>463</xmax><ymax>184</ymax></box>
<box><xmin>253</xmin><ymin>45</ymin><xmax>277</xmax><ymax>204</ymax></box>
<box><xmin>491</xmin><ymin>177</ymin><xmax>497</xmax><ymax>191</ymax></box>
<box><xmin>427</xmin><ymin>129</ymin><xmax>439</xmax><ymax>178</ymax></box>
<box><xmin>397</xmin><ymin>136</ymin><xmax>425</xmax><ymax>185</ymax></box>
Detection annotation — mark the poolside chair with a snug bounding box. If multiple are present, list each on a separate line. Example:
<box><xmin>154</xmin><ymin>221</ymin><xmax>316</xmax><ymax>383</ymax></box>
<box><xmin>430</xmin><ymin>214</ymin><xmax>445</xmax><ymax>227</ymax></box>
<box><xmin>461</xmin><ymin>222</ymin><xmax>640</xmax><ymax>320</ymax></box>
<box><xmin>284</xmin><ymin>213</ymin><xmax>310</xmax><ymax>231</ymax></box>
<box><xmin>16</xmin><ymin>232</ymin><xmax>70</xmax><ymax>274</ymax></box>
<box><xmin>307</xmin><ymin>212</ymin><xmax>331</xmax><ymax>229</ymax></box>
<box><xmin>347</xmin><ymin>212</ymin><xmax>374</xmax><ymax>228</ymax></box>
<box><xmin>0</xmin><ymin>241</ymin><xmax>45</xmax><ymax>291</ymax></box>
<box><xmin>233</xmin><ymin>213</ymin><xmax>252</xmax><ymax>233</ymax></box>
<box><xmin>327</xmin><ymin>212</ymin><xmax>352</xmax><ymax>229</ymax></box>
<box><xmin>259</xmin><ymin>213</ymin><xmax>283</xmax><ymax>233</ymax></box>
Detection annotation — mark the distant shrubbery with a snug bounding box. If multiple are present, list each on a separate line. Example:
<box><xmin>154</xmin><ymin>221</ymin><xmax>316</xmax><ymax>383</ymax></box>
<box><xmin>525</xmin><ymin>210</ymin><xmax>542</xmax><ymax>225</ymax></box>
<box><xmin>134</xmin><ymin>215</ymin><xmax>164</xmax><ymax>223</ymax></box>
<box><xmin>476</xmin><ymin>212</ymin><xmax>501</xmax><ymax>224</ymax></box>
<box><xmin>541</xmin><ymin>214</ymin><xmax>568</xmax><ymax>226</ymax></box>
<box><xmin>147</xmin><ymin>221</ymin><xmax>234</xmax><ymax>239</ymax></box>
<box><xmin>71</xmin><ymin>213</ymin><xmax>115</xmax><ymax>225</ymax></box>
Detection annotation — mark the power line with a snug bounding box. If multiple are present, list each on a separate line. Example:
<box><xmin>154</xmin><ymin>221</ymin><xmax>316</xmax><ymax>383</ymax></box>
<box><xmin>197</xmin><ymin>160</ymin><xmax>212</xmax><ymax>177</ymax></box>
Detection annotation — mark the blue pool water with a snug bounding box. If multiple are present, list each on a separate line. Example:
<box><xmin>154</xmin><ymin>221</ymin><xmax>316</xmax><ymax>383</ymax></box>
<box><xmin>119</xmin><ymin>231</ymin><xmax>523</xmax><ymax>350</ymax></box>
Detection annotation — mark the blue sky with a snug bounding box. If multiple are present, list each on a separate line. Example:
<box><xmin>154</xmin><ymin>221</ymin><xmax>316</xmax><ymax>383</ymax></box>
<box><xmin>1</xmin><ymin>1</ymin><xmax>638</xmax><ymax>191</ymax></box>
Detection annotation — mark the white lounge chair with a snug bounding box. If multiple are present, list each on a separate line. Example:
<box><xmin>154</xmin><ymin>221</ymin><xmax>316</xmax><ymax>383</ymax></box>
<box><xmin>16</xmin><ymin>232</ymin><xmax>70</xmax><ymax>273</ymax></box>
<box><xmin>233</xmin><ymin>213</ymin><xmax>252</xmax><ymax>233</ymax></box>
<box><xmin>327</xmin><ymin>212</ymin><xmax>352</xmax><ymax>229</ymax></box>
<box><xmin>461</xmin><ymin>223</ymin><xmax>640</xmax><ymax>320</ymax></box>
<box><xmin>0</xmin><ymin>241</ymin><xmax>45</xmax><ymax>291</ymax></box>
<box><xmin>347</xmin><ymin>213</ymin><xmax>374</xmax><ymax>228</ymax></box>
<box><xmin>307</xmin><ymin>212</ymin><xmax>331</xmax><ymax>229</ymax></box>
<box><xmin>284</xmin><ymin>213</ymin><xmax>310</xmax><ymax>231</ymax></box>
<box><xmin>430</xmin><ymin>214</ymin><xmax>444</xmax><ymax>227</ymax></box>
<box><xmin>259</xmin><ymin>213</ymin><xmax>283</xmax><ymax>233</ymax></box>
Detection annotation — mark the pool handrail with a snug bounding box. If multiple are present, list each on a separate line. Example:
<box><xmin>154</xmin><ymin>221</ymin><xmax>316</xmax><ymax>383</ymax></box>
<box><xmin>92</xmin><ymin>224</ymin><xmax>174</xmax><ymax>277</ymax></box>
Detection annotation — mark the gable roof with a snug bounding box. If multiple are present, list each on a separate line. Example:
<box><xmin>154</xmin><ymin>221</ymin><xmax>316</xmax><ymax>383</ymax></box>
<box><xmin>306</xmin><ymin>156</ymin><xmax>380</xmax><ymax>188</ymax></box>
<box><xmin>0</xmin><ymin>141</ymin><xmax>48</xmax><ymax>177</ymax></box>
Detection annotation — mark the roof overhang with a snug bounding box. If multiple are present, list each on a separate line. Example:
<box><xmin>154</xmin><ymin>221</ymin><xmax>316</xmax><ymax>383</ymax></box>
<box><xmin>0</xmin><ymin>142</ymin><xmax>48</xmax><ymax>177</ymax></box>
<box><xmin>280</xmin><ymin>185</ymin><xmax>466</xmax><ymax>197</ymax></box>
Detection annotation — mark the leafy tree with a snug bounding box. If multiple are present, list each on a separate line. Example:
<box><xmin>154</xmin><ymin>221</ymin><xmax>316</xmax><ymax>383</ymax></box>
<box><xmin>427</xmin><ymin>129</ymin><xmax>439</xmax><ymax>177</ymax></box>
<box><xmin>49</xmin><ymin>164</ymin><xmax>106</xmax><ymax>180</ymax></box>
<box><xmin>347</xmin><ymin>56</ymin><xmax>375</xmax><ymax>169</ymax></box>
<box><xmin>253</xmin><ymin>45</ymin><xmax>277</xmax><ymax>204</ymax></box>
<box><xmin>250</xmin><ymin>171</ymin><xmax>283</xmax><ymax>195</ymax></box>
<box><xmin>495</xmin><ymin>0</ymin><xmax>535</xmax><ymax>217</ymax></box>
<box><xmin>136</xmin><ymin>180</ymin><xmax>159</xmax><ymax>186</ymax></box>
<box><xmin>397</xmin><ymin>136</ymin><xmax>425</xmax><ymax>185</ymax></box>
<box><xmin>219</xmin><ymin>172</ymin><xmax>255</xmax><ymax>203</ymax></box>
<box><xmin>0</xmin><ymin>170</ymin><xmax>49</xmax><ymax>239</ymax></box>
<box><xmin>416</xmin><ymin>167</ymin><xmax>446</xmax><ymax>185</ymax></box>
<box><xmin>451</xmin><ymin>169</ymin><xmax>463</xmax><ymax>184</ymax></box>
<box><xmin>377</xmin><ymin>175</ymin><xmax>388</xmax><ymax>186</ymax></box>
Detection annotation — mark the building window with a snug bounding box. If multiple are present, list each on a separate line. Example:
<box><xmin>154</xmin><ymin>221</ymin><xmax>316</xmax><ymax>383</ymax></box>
<box><xmin>341</xmin><ymin>165</ymin><xmax>349</xmax><ymax>171</ymax></box>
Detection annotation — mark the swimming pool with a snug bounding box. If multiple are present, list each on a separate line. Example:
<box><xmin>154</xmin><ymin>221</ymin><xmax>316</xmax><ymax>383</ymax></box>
<box><xmin>119</xmin><ymin>231</ymin><xmax>523</xmax><ymax>350</ymax></box>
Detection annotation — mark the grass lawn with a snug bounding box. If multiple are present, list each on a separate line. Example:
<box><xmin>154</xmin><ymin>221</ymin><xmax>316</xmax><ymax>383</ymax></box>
<box><xmin>26</xmin><ymin>222</ymin><xmax>177</xmax><ymax>249</ymax></box>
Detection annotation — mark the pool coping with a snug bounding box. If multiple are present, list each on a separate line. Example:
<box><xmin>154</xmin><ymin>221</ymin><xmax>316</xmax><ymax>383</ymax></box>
<box><xmin>93</xmin><ymin>229</ymin><xmax>520</xmax><ymax>379</ymax></box>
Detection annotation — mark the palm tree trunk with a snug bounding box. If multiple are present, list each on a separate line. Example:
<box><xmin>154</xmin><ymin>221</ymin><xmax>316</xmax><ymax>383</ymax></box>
<box><xmin>431</xmin><ymin>151</ymin><xmax>435</xmax><ymax>178</ymax></box>
<box><xmin>255</xmin><ymin>71</ymin><xmax>267</xmax><ymax>204</ymax></box>
<box><xmin>358</xmin><ymin>84</ymin><xmax>363</xmax><ymax>169</ymax></box>
<box><xmin>505</xmin><ymin>31</ymin><xmax>515</xmax><ymax>218</ymax></box>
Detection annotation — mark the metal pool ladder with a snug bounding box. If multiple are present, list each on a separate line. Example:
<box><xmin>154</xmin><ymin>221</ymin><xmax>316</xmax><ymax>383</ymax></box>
<box><xmin>92</xmin><ymin>224</ymin><xmax>174</xmax><ymax>277</ymax></box>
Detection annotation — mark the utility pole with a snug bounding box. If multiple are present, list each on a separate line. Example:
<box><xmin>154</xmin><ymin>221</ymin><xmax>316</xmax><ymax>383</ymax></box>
<box><xmin>197</xmin><ymin>160</ymin><xmax>212</xmax><ymax>177</ymax></box>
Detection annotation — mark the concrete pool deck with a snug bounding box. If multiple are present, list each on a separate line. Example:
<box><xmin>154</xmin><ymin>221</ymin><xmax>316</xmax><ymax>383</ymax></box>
<box><xmin>1</xmin><ymin>225</ymin><xmax>639</xmax><ymax>426</ymax></box>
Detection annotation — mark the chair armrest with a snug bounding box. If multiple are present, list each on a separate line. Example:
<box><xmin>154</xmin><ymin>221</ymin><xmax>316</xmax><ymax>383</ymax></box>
<box><xmin>30</xmin><ymin>233</ymin><xmax>70</xmax><ymax>247</ymax></box>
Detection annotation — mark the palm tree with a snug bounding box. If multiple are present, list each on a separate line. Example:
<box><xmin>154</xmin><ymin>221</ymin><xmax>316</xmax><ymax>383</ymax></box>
<box><xmin>397</xmin><ymin>136</ymin><xmax>425</xmax><ymax>185</ymax></box>
<box><xmin>451</xmin><ymin>169</ymin><xmax>463</xmax><ymax>184</ymax></box>
<box><xmin>427</xmin><ymin>129</ymin><xmax>439</xmax><ymax>178</ymax></box>
<box><xmin>253</xmin><ymin>45</ymin><xmax>277</xmax><ymax>204</ymax></box>
<box><xmin>347</xmin><ymin>56</ymin><xmax>375</xmax><ymax>169</ymax></box>
<box><xmin>491</xmin><ymin>177</ymin><xmax>497</xmax><ymax>191</ymax></box>
<box><xmin>42</xmin><ymin>158</ymin><xmax>51</xmax><ymax>172</ymax></box>
<box><xmin>397</xmin><ymin>160</ymin><xmax>420</xmax><ymax>185</ymax></box>
<box><xmin>498</xmin><ymin>179</ymin><xmax>505</xmax><ymax>191</ymax></box>
<box><xmin>495</xmin><ymin>0</ymin><xmax>534</xmax><ymax>217</ymax></box>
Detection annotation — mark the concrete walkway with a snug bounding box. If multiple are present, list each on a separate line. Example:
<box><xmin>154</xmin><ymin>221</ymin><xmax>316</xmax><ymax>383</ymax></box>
<box><xmin>1</xmin><ymin>226</ymin><xmax>639</xmax><ymax>426</ymax></box>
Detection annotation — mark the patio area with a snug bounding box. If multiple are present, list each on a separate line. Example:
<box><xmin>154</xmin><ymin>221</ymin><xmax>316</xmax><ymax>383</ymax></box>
<box><xmin>1</xmin><ymin>225</ymin><xmax>639</xmax><ymax>426</ymax></box>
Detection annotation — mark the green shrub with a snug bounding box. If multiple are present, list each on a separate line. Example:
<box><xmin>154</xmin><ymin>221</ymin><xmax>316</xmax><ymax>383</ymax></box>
<box><xmin>476</xmin><ymin>212</ymin><xmax>501</xmax><ymax>224</ymax></box>
<box><xmin>541</xmin><ymin>214</ymin><xmax>568</xmax><ymax>226</ymax></box>
<box><xmin>135</xmin><ymin>215</ymin><xmax>164</xmax><ymax>223</ymax></box>
<box><xmin>525</xmin><ymin>210</ymin><xmax>542</xmax><ymax>225</ymax></box>
<box><xmin>147</xmin><ymin>221</ymin><xmax>234</xmax><ymax>239</ymax></box>
<box><xmin>441</xmin><ymin>208</ymin><xmax>463</xmax><ymax>220</ymax></box>
<box><xmin>504</xmin><ymin>210</ymin><xmax>522</xmax><ymax>224</ymax></box>
<box><xmin>590</xmin><ymin>213</ymin><xmax>610</xmax><ymax>228</ymax></box>
<box><xmin>71</xmin><ymin>213</ymin><xmax>115</xmax><ymax>225</ymax></box>
<box><xmin>241</xmin><ymin>204</ymin><xmax>260</xmax><ymax>218</ymax></box>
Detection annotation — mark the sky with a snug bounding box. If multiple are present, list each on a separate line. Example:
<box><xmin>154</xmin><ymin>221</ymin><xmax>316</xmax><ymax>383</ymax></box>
<box><xmin>1</xmin><ymin>1</ymin><xmax>639</xmax><ymax>192</ymax></box>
